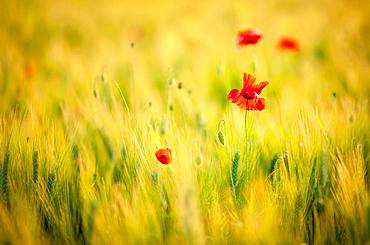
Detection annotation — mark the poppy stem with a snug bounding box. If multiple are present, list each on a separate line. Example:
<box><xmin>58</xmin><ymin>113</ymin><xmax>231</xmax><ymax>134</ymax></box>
<box><xmin>244</xmin><ymin>110</ymin><xmax>248</xmax><ymax>156</ymax></box>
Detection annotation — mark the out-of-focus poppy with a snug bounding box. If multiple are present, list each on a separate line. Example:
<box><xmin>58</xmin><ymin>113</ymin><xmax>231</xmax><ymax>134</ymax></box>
<box><xmin>227</xmin><ymin>73</ymin><xmax>268</xmax><ymax>111</ymax></box>
<box><xmin>155</xmin><ymin>148</ymin><xmax>172</xmax><ymax>164</ymax></box>
<box><xmin>24</xmin><ymin>61</ymin><xmax>35</xmax><ymax>80</ymax></box>
<box><xmin>278</xmin><ymin>37</ymin><xmax>300</xmax><ymax>51</ymax></box>
<box><xmin>237</xmin><ymin>29</ymin><xmax>263</xmax><ymax>46</ymax></box>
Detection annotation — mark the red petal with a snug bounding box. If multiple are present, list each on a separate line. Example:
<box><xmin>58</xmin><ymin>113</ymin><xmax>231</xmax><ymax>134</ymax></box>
<box><xmin>230</xmin><ymin>94</ymin><xmax>266</xmax><ymax>111</ymax></box>
<box><xmin>254</xmin><ymin>97</ymin><xmax>266</xmax><ymax>110</ymax></box>
<box><xmin>243</xmin><ymin>73</ymin><xmax>256</xmax><ymax>89</ymax></box>
<box><xmin>235</xmin><ymin>96</ymin><xmax>248</xmax><ymax>110</ymax></box>
<box><xmin>227</xmin><ymin>89</ymin><xmax>240</xmax><ymax>102</ymax></box>
<box><xmin>252</xmin><ymin>81</ymin><xmax>269</xmax><ymax>95</ymax></box>
<box><xmin>244</xmin><ymin>97</ymin><xmax>265</xmax><ymax>111</ymax></box>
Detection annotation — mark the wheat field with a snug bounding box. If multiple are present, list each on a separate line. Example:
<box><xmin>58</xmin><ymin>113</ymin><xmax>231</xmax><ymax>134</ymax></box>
<box><xmin>0</xmin><ymin>0</ymin><xmax>369</xmax><ymax>244</ymax></box>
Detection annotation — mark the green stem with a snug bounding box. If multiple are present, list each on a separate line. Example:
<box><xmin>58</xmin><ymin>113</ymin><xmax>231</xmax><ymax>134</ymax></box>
<box><xmin>244</xmin><ymin>110</ymin><xmax>248</xmax><ymax>155</ymax></box>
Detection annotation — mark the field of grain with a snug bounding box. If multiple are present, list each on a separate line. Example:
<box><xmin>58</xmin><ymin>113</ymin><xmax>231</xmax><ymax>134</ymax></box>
<box><xmin>0</xmin><ymin>0</ymin><xmax>369</xmax><ymax>244</ymax></box>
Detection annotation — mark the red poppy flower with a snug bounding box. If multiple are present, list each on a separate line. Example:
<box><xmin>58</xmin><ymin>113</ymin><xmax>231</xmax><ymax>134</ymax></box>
<box><xmin>155</xmin><ymin>148</ymin><xmax>172</xmax><ymax>164</ymax></box>
<box><xmin>23</xmin><ymin>62</ymin><xmax>35</xmax><ymax>80</ymax></box>
<box><xmin>278</xmin><ymin>37</ymin><xmax>300</xmax><ymax>51</ymax></box>
<box><xmin>227</xmin><ymin>73</ymin><xmax>268</xmax><ymax>111</ymax></box>
<box><xmin>237</xmin><ymin>29</ymin><xmax>263</xmax><ymax>46</ymax></box>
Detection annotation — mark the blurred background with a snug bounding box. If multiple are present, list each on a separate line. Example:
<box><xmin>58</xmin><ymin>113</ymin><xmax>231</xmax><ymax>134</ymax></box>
<box><xmin>0</xmin><ymin>0</ymin><xmax>369</xmax><ymax>114</ymax></box>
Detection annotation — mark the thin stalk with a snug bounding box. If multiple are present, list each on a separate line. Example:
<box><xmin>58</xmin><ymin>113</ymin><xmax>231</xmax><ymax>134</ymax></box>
<box><xmin>244</xmin><ymin>110</ymin><xmax>248</xmax><ymax>155</ymax></box>
<box><xmin>244</xmin><ymin>110</ymin><xmax>250</xmax><ymax>185</ymax></box>
<box><xmin>115</xmin><ymin>82</ymin><xmax>131</xmax><ymax>118</ymax></box>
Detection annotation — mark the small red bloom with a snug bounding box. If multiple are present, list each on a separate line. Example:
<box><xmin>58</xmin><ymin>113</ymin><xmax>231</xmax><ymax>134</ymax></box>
<box><xmin>227</xmin><ymin>73</ymin><xmax>268</xmax><ymax>111</ymax></box>
<box><xmin>278</xmin><ymin>37</ymin><xmax>300</xmax><ymax>51</ymax></box>
<box><xmin>23</xmin><ymin>61</ymin><xmax>35</xmax><ymax>80</ymax></box>
<box><xmin>155</xmin><ymin>148</ymin><xmax>172</xmax><ymax>164</ymax></box>
<box><xmin>237</xmin><ymin>29</ymin><xmax>263</xmax><ymax>46</ymax></box>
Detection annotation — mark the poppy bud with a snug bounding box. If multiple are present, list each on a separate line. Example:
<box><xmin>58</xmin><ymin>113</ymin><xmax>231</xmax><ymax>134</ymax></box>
<box><xmin>155</xmin><ymin>148</ymin><xmax>172</xmax><ymax>165</ymax></box>
<box><xmin>217</xmin><ymin>120</ymin><xmax>226</xmax><ymax>146</ymax></box>
<box><xmin>217</xmin><ymin>131</ymin><xmax>225</xmax><ymax>146</ymax></box>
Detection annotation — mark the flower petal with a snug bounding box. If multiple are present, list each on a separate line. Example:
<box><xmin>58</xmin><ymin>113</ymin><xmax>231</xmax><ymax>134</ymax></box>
<box><xmin>230</xmin><ymin>93</ymin><xmax>266</xmax><ymax>111</ymax></box>
<box><xmin>243</xmin><ymin>97</ymin><xmax>265</xmax><ymax>111</ymax></box>
<box><xmin>243</xmin><ymin>73</ymin><xmax>256</xmax><ymax>89</ymax></box>
<box><xmin>235</xmin><ymin>96</ymin><xmax>248</xmax><ymax>110</ymax></box>
<box><xmin>227</xmin><ymin>89</ymin><xmax>240</xmax><ymax>102</ymax></box>
<box><xmin>254</xmin><ymin>97</ymin><xmax>266</xmax><ymax>110</ymax></box>
<box><xmin>252</xmin><ymin>81</ymin><xmax>269</xmax><ymax>95</ymax></box>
